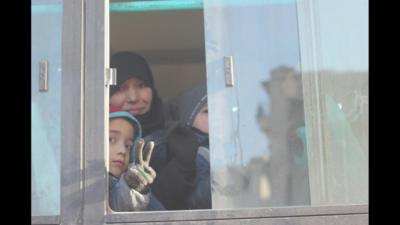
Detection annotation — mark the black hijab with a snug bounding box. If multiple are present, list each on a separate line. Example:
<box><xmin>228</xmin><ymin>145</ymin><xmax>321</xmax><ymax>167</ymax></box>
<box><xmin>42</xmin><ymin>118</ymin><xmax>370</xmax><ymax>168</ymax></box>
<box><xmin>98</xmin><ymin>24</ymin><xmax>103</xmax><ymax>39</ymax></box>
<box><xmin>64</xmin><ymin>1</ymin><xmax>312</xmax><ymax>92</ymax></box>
<box><xmin>110</xmin><ymin>51</ymin><xmax>165</xmax><ymax>137</ymax></box>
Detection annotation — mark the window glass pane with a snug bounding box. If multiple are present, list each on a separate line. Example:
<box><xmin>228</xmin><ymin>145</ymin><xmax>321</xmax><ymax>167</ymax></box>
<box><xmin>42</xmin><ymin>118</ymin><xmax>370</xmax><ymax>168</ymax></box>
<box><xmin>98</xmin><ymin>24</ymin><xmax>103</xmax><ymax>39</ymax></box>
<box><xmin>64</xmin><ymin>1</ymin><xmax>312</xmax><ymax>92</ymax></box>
<box><xmin>297</xmin><ymin>0</ymin><xmax>368</xmax><ymax>204</ymax></box>
<box><xmin>204</xmin><ymin>0</ymin><xmax>306</xmax><ymax>208</ymax></box>
<box><xmin>31</xmin><ymin>0</ymin><xmax>63</xmax><ymax>216</ymax></box>
<box><xmin>204</xmin><ymin>0</ymin><xmax>368</xmax><ymax>209</ymax></box>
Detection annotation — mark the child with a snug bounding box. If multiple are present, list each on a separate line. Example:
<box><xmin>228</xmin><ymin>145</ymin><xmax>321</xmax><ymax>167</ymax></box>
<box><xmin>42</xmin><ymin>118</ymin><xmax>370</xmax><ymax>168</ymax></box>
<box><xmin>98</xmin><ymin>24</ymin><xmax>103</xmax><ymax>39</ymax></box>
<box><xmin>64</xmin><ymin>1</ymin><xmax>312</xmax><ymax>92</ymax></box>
<box><xmin>108</xmin><ymin>105</ymin><xmax>158</xmax><ymax>211</ymax></box>
<box><xmin>168</xmin><ymin>83</ymin><xmax>211</xmax><ymax>209</ymax></box>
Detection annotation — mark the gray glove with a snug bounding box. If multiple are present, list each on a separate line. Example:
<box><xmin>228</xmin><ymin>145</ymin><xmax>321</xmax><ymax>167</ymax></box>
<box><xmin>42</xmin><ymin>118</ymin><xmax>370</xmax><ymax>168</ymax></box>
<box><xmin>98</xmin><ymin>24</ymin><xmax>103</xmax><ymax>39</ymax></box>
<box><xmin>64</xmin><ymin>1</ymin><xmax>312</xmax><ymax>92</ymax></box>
<box><xmin>124</xmin><ymin>138</ymin><xmax>156</xmax><ymax>194</ymax></box>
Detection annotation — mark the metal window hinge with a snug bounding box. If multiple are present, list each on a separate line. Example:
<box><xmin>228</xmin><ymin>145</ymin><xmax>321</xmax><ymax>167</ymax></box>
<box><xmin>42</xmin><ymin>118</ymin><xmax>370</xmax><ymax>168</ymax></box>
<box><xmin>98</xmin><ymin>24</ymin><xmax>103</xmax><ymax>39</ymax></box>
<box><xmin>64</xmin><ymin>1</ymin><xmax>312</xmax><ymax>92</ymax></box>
<box><xmin>105</xmin><ymin>68</ymin><xmax>117</xmax><ymax>86</ymax></box>
<box><xmin>224</xmin><ymin>56</ymin><xmax>234</xmax><ymax>87</ymax></box>
<box><xmin>39</xmin><ymin>60</ymin><xmax>48</xmax><ymax>92</ymax></box>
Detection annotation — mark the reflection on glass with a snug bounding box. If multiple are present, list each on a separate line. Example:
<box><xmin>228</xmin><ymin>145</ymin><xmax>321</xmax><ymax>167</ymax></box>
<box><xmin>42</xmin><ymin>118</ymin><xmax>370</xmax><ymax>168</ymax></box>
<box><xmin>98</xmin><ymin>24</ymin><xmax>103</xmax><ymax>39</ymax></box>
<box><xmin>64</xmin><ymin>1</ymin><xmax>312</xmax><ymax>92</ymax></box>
<box><xmin>31</xmin><ymin>0</ymin><xmax>63</xmax><ymax>216</ymax></box>
<box><xmin>297</xmin><ymin>0</ymin><xmax>368</xmax><ymax>205</ymax></box>
<box><xmin>205</xmin><ymin>0</ymin><xmax>368</xmax><ymax>209</ymax></box>
<box><xmin>258</xmin><ymin>67</ymin><xmax>310</xmax><ymax>206</ymax></box>
<box><xmin>301</xmin><ymin>70</ymin><xmax>368</xmax><ymax>205</ymax></box>
<box><xmin>204</xmin><ymin>0</ymin><xmax>306</xmax><ymax>208</ymax></box>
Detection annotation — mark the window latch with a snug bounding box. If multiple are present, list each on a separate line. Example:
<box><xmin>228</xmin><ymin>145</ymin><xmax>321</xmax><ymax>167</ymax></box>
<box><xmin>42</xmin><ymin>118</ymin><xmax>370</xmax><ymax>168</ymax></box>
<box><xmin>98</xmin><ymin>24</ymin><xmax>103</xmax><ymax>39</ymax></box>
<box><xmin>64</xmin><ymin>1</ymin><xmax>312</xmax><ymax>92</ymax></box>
<box><xmin>224</xmin><ymin>56</ymin><xmax>234</xmax><ymax>87</ymax></box>
<box><xmin>105</xmin><ymin>68</ymin><xmax>117</xmax><ymax>86</ymax></box>
<box><xmin>39</xmin><ymin>60</ymin><xmax>48</xmax><ymax>92</ymax></box>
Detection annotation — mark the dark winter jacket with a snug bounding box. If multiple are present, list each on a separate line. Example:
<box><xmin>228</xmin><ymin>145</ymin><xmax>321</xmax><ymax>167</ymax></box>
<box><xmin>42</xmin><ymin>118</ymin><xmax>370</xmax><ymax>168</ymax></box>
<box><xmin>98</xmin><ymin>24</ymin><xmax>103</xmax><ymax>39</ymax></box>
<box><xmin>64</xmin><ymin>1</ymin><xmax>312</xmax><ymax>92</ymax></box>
<box><xmin>146</xmin><ymin>123</ymin><xmax>198</xmax><ymax>210</ymax></box>
<box><xmin>168</xmin><ymin>83</ymin><xmax>212</xmax><ymax>209</ymax></box>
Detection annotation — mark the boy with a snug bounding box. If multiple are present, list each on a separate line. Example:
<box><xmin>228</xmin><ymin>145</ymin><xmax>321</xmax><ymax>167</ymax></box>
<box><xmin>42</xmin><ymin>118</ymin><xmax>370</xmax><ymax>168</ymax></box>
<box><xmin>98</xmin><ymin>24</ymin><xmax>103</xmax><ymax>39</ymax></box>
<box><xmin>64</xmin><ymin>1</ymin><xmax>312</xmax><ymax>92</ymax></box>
<box><xmin>108</xmin><ymin>105</ymin><xmax>158</xmax><ymax>211</ymax></box>
<box><xmin>168</xmin><ymin>83</ymin><xmax>211</xmax><ymax>209</ymax></box>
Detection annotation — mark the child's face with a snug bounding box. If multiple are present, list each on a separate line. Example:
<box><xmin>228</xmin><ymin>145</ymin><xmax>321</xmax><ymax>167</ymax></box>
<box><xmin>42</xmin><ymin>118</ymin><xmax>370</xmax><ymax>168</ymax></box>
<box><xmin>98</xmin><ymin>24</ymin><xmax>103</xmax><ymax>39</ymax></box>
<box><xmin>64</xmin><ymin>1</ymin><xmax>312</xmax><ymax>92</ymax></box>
<box><xmin>110</xmin><ymin>78</ymin><xmax>153</xmax><ymax>116</ymax></box>
<box><xmin>192</xmin><ymin>104</ymin><xmax>209</xmax><ymax>134</ymax></box>
<box><xmin>109</xmin><ymin>118</ymin><xmax>135</xmax><ymax>177</ymax></box>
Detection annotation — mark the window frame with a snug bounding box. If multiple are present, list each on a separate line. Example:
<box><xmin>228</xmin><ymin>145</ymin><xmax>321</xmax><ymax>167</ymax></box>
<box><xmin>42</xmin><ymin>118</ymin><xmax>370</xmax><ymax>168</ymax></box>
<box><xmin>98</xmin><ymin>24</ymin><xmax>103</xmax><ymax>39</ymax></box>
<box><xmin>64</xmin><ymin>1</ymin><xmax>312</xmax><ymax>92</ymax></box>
<box><xmin>32</xmin><ymin>0</ymin><xmax>368</xmax><ymax>224</ymax></box>
<box><xmin>105</xmin><ymin>205</ymin><xmax>367</xmax><ymax>224</ymax></box>
<box><xmin>31</xmin><ymin>0</ymin><xmax>84</xmax><ymax>224</ymax></box>
<box><xmin>31</xmin><ymin>216</ymin><xmax>60</xmax><ymax>225</ymax></box>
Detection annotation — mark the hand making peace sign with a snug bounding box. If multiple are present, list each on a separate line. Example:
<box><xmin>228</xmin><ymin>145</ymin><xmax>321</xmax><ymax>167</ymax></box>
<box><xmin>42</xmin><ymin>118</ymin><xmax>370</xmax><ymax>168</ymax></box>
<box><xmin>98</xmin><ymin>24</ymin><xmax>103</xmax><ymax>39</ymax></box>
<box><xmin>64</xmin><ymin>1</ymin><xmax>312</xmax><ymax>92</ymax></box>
<box><xmin>124</xmin><ymin>138</ymin><xmax>157</xmax><ymax>194</ymax></box>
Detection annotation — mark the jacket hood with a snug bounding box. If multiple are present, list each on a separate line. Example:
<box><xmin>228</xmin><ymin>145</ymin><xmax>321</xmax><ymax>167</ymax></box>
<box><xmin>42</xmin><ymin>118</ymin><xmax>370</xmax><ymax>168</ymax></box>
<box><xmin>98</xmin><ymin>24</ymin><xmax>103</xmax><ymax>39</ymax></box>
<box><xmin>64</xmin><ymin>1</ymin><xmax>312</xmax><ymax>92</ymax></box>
<box><xmin>169</xmin><ymin>82</ymin><xmax>207</xmax><ymax>127</ymax></box>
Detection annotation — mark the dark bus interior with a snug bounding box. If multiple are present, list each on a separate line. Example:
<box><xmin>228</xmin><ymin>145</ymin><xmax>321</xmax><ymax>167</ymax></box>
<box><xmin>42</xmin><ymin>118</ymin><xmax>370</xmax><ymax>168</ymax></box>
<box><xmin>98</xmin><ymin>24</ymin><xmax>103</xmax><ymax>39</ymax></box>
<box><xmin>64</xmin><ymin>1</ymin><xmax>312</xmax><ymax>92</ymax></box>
<box><xmin>110</xmin><ymin>0</ymin><xmax>207</xmax><ymax>101</ymax></box>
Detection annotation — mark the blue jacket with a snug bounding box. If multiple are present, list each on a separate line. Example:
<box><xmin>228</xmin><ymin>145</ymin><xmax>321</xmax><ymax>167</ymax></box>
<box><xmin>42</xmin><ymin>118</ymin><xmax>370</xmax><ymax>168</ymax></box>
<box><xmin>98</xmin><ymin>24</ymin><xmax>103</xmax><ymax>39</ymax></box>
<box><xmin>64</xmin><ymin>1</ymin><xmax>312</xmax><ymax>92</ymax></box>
<box><xmin>187</xmin><ymin>145</ymin><xmax>211</xmax><ymax>209</ymax></box>
<box><xmin>108</xmin><ymin>174</ymin><xmax>165</xmax><ymax>211</ymax></box>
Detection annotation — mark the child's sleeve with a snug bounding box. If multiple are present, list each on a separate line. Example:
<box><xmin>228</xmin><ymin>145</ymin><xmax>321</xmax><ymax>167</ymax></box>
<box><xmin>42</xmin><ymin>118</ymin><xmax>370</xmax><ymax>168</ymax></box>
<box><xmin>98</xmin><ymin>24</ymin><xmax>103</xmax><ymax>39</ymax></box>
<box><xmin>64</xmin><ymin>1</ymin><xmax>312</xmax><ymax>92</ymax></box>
<box><xmin>109</xmin><ymin>174</ymin><xmax>151</xmax><ymax>211</ymax></box>
<box><xmin>187</xmin><ymin>147</ymin><xmax>211</xmax><ymax>209</ymax></box>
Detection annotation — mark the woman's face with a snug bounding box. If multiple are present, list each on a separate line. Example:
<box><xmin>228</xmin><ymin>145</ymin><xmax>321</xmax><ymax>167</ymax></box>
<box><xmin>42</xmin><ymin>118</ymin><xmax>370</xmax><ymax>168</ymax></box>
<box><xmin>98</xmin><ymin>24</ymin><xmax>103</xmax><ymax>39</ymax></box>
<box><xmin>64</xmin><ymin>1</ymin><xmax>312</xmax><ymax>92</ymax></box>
<box><xmin>192</xmin><ymin>104</ymin><xmax>209</xmax><ymax>134</ymax></box>
<box><xmin>110</xmin><ymin>78</ymin><xmax>153</xmax><ymax>116</ymax></box>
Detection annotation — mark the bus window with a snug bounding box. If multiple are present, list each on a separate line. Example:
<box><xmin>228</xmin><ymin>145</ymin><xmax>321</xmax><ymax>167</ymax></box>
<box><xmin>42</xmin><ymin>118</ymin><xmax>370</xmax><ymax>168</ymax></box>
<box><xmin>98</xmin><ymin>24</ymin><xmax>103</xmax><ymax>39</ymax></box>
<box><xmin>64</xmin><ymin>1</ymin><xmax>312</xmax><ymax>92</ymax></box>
<box><xmin>31</xmin><ymin>0</ymin><xmax>63</xmax><ymax>216</ymax></box>
<box><xmin>107</xmin><ymin>0</ymin><xmax>368</xmax><ymax>212</ymax></box>
<box><xmin>109</xmin><ymin>0</ymin><xmax>207</xmax><ymax>212</ymax></box>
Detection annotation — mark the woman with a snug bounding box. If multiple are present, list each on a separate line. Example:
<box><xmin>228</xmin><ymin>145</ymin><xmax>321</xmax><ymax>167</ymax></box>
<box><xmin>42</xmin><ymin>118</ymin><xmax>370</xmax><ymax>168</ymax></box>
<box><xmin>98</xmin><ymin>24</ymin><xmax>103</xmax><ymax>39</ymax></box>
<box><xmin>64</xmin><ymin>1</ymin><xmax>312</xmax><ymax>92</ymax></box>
<box><xmin>109</xmin><ymin>51</ymin><xmax>198</xmax><ymax>210</ymax></box>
